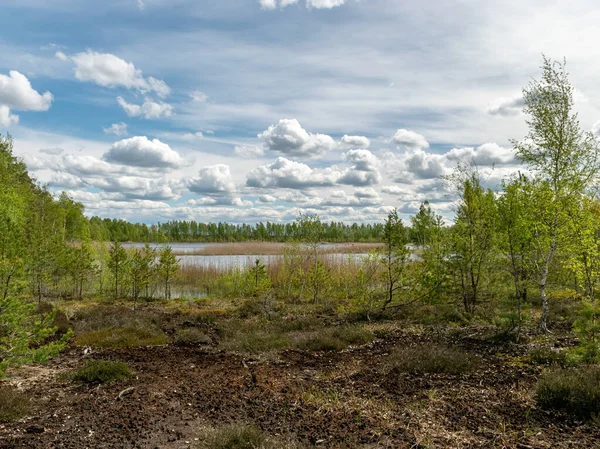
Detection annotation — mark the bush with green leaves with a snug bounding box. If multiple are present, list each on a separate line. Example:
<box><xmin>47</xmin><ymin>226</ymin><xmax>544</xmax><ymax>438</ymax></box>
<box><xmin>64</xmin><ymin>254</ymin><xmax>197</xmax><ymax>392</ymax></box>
<box><xmin>72</xmin><ymin>360</ymin><xmax>131</xmax><ymax>384</ymax></box>
<box><xmin>0</xmin><ymin>297</ymin><xmax>72</xmax><ymax>377</ymax></box>
<box><xmin>536</xmin><ymin>367</ymin><xmax>600</xmax><ymax>419</ymax></box>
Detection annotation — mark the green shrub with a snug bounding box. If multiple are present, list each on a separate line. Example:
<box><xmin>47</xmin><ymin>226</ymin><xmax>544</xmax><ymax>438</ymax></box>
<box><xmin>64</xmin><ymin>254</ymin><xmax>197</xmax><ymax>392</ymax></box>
<box><xmin>72</xmin><ymin>360</ymin><xmax>131</xmax><ymax>384</ymax></box>
<box><xmin>0</xmin><ymin>387</ymin><xmax>29</xmax><ymax>423</ymax></box>
<box><xmin>174</xmin><ymin>328</ymin><xmax>212</xmax><ymax>347</ymax></box>
<box><xmin>74</xmin><ymin>325</ymin><xmax>169</xmax><ymax>348</ymax></box>
<box><xmin>528</xmin><ymin>347</ymin><xmax>566</xmax><ymax>366</ymax></box>
<box><xmin>536</xmin><ymin>367</ymin><xmax>600</xmax><ymax>419</ymax></box>
<box><xmin>388</xmin><ymin>344</ymin><xmax>478</xmax><ymax>375</ymax></box>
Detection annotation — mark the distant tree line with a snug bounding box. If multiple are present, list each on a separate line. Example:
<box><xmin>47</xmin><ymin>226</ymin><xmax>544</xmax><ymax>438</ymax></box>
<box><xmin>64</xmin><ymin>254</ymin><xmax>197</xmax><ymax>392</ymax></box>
<box><xmin>89</xmin><ymin>217</ymin><xmax>386</xmax><ymax>243</ymax></box>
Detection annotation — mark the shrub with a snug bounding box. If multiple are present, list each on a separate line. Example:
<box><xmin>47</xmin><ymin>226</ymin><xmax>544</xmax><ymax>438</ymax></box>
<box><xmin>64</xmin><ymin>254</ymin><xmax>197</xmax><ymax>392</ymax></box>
<box><xmin>528</xmin><ymin>347</ymin><xmax>566</xmax><ymax>366</ymax></box>
<box><xmin>174</xmin><ymin>328</ymin><xmax>212</xmax><ymax>347</ymax></box>
<box><xmin>0</xmin><ymin>387</ymin><xmax>29</xmax><ymax>423</ymax></box>
<box><xmin>536</xmin><ymin>367</ymin><xmax>600</xmax><ymax>419</ymax></box>
<box><xmin>388</xmin><ymin>344</ymin><xmax>478</xmax><ymax>375</ymax></box>
<box><xmin>74</xmin><ymin>325</ymin><xmax>169</xmax><ymax>348</ymax></box>
<box><xmin>72</xmin><ymin>360</ymin><xmax>131</xmax><ymax>384</ymax></box>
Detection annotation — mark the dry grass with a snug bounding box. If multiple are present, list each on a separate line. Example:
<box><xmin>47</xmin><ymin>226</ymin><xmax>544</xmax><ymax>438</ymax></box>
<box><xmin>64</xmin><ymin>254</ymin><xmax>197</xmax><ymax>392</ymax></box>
<box><xmin>195</xmin><ymin>423</ymin><xmax>305</xmax><ymax>449</ymax></box>
<box><xmin>0</xmin><ymin>387</ymin><xmax>29</xmax><ymax>423</ymax></box>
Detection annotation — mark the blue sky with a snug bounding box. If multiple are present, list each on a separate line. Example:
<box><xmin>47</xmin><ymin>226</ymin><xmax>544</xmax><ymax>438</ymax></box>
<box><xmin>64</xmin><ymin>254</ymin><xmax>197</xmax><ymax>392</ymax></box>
<box><xmin>2</xmin><ymin>0</ymin><xmax>600</xmax><ymax>224</ymax></box>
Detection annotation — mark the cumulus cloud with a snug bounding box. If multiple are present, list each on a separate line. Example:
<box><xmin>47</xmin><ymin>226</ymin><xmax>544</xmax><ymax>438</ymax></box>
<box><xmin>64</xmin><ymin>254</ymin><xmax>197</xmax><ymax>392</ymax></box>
<box><xmin>486</xmin><ymin>95</ymin><xmax>524</xmax><ymax>116</ymax></box>
<box><xmin>338</xmin><ymin>134</ymin><xmax>370</xmax><ymax>149</ymax></box>
<box><xmin>391</xmin><ymin>129</ymin><xmax>429</xmax><ymax>150</ymax></box>
<box><xmin>117</xmin><ymin>96</ymin><xmax>173</xmax><ymax>119</ymax></box>
<box><xmin>234</xmin><ymin>145</ymin><xmax>264</xmax><ymax>158</ymax></box>
<box><xmin>48</xmin><ymin>172</ymin><xmax>86</xmax><ymax>189</ymax></box>
<box><xmin>0</xmin><ymin>105</ymin><xmax>18</xmax><ymax>127</ymax></box>
<box><xmin>338</xmin><ymin>149</ymin><xmax>382</xmax><ymax>186</ymax></box>
<box><xmin>247</xmin><ymin>157</ymin><xmax>341</xmax><ymax>188</ymax></box>
<box><xmin>446</xmin><ymin>143</ymin><xmax>515</xmax><ymax>165</ymax></box>
<box><xmin>103</xmin><ymin>122</ymin><xmax>128</xmax><ymax>136</ymax></box>
<box><xmin>0</xmin><ymin>71</ymin><xmax>53</xmax><ymax>111</ymax></box>
<box><xmin>258</xmin><ymin>118</ymin><xmax>336</xmax><ymax>158</ymax></box>
<box><xmin>0</xmin><ymin>71</ymin><xmax>53</xmax><ymax>126</ymax></box>
<box><xmin>103</xmin><ymin>136</ymin><xmax>184</xmax><ymax>169</ymax></box>
<box><xmin>90</xmin><ymin>175</ymin><xmax>180</xmax><ymax>200</ymax></box>
<box><xmin>187</xmin><ymin>165</ymin><xmax>236</xmax><ymax>194</ymax></box>
<box><xmin>62</xmin><ymin>50</ymin><xmax>170</xmax><ymax>97</ymax></box>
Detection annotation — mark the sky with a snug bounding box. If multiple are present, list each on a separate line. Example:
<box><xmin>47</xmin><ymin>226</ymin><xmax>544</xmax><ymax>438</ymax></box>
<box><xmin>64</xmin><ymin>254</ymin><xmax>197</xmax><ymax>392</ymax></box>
<box><xmin>2</xmin><ymin>0</ymin><xmax>600</xmax><ymax>225</ymax></box>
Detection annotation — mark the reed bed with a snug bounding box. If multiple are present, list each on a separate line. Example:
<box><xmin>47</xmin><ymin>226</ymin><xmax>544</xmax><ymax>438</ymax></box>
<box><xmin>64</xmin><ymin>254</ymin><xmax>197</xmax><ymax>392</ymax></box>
<box><xmin>171</xmin><ymin>241</ymin><xmax>382</xmax><ymax>256</ymax></box>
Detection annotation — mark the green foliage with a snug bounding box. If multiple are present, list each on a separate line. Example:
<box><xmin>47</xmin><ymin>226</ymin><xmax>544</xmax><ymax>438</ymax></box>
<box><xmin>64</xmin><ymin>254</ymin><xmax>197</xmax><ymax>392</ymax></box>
<box><xmin>158</xmin><ymin>246</ymin><xmax>179</xmax><ymax>300</ymax></box>
<box><xmin>108</xmin><ymin>240</ymin><xmax>128</xmax><ymax>300</ymax></box>
<box><xmin>380</xmin><ymin>209</ymin><xmax>410</xmax><ymax>310</ymax></box>
<box><xmin>387</xmin><ymin>343</ymin><xmax>479</xmax><ymax>375</ymax></box>
<box><xmin>72</xmin><ymin>360</ymin><xmax>131</xmax><ymax>384</ymax></box>
<box><xmin>536</xmin><ymin>367</ymin><xmax>600</xmax><ymax>419</ymax></box>
<box><xmin>445</xmin><ymin>165</ymin><xmax>498</xmax><ymax>314</ymax></box>
<box><xmin>0</xmin><ymin>297</ymin><xmax>72</xmax><ymax>376</ymax></box>
<box><xmin>0</xmin><ymin>387</ymin><xmax>29</xmax><ymax>423</ymax></box>
<box><xmin>570</xmin><ymin>299</ymin><xmax>600</xmax><ymax>364</ymax></box>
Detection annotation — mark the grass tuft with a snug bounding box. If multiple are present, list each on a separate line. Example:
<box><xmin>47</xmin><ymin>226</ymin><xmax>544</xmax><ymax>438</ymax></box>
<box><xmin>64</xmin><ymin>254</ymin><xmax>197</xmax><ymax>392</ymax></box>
<box><xmin>72</xmin><ymin>360</ymin><xmax>131</xmax><ymax>384</ymax></box>
<box><xmin>74</xmin><ymin>325</ymin><xmax>169</xmax><ymax>348</ymax></box>
<box><xmin>536</xmin><ymin>366</ymin><xmax>600</xmax><ymax>419</ymax></box>
<box><xmin>0</xmin><ymin>387</ymin><xmax>29</xmax><ymax>423</ymax></box>
<box><xmin>387</xmin><ymin>343</ymin><xmax>478</xmax><ymax>375</ymax></box>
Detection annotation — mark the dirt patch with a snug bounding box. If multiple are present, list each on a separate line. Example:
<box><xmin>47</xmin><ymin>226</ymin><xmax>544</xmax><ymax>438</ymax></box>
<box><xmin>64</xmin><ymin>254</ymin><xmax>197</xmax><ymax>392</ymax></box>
<box><xmin>0</xmin><ymin>327</ymin><xmax>599</xmax><ymax>448</ymax></box>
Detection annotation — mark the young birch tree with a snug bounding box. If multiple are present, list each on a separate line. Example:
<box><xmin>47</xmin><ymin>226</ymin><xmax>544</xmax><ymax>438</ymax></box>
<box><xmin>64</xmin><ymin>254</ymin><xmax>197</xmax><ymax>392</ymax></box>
<box><xmin>512</xmin><ymin>56</ymin><xmax>600</xmax><ymax>331</ymax></box>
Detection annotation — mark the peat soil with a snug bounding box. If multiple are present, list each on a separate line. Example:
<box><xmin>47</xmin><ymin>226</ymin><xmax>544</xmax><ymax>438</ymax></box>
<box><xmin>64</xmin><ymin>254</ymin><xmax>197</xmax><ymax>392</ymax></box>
<box><xmin>1</xmin><ymin>327</ymin><xmax>599</xmax><ymax>449</ymax></box>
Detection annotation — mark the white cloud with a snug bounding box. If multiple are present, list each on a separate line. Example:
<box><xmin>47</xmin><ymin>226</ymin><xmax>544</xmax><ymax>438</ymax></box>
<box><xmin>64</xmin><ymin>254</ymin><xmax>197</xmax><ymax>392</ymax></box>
<box><xmin>258</xmin><ymin>194</ymin><xmax>277</xmax><ymax>203</ymax></box>
<box><xmin>103</xmin><ymin>122</ymin><xmax>128</xmax><ymax>136</ymax></box>
<box><xmin>258</xmin><ymin>118</ymin><xmax>336</xmax><ymax>158</ymax></box>
<box><xmin>117</xmin><ymin>96</ymin><xmax>173</xmax><ymax>119</ymax></box>
<box><xmin>486</xmin><ymin>95</ymin><xmax>524</xmax><ymax>116</ymax></box>
<box><xmin>446</xmin><ymin>143</ymin><xmax>515</xmax><ymax>166</ymax></box>
<box><xmin>63</xmin><ymin>50</ymin><xmax>170</xmax><ymax>97</ymax></box>
<box><xmin>190</xmin><ymin>90</ymin><xmax>208</xmax><ymax>102</ymax></box>
<box><xmin>339</xmin><ymin>134</ymin><xmax>370</xmax><ymax>149</ymax></box>
<box><xmin>260</xmin><ymin>0</ymin><xmax>344</xmax><ymax>9</ymax></box>
<box><xmin>187</xmin><ymin>164</ymin><xmax>236</xmax><ymax>194</ymax></box>
<box><xmin>592</xmin><ymin>120</ymin><xmax>600</xmax><ymax>136</ymax></box>
<box><xmin>260</xmin><ymin>0</ymin><xmax>299</xmax><ymax>9</ymax></box>
<box><xmin>182</xmin><ymin>132</ymin><xmax>204</xmax><ymax>140</ymax></box>
<box><xmin>137</xmin><ymin>0</ymin><xmax>145</xmax><ymax>10</ymax></box>
<box><xmin>234</xmin><ymin>145</ymin><xmax>264</xmax><ymax>158</ymax></box>
<box><xmin>0</xmin><ymin>71</ymin><xmax>53</xmax><ymax>111</ymax></box>
<box><xmin>307</xmin><ymin>0</ymin><xmax>346</xmax><ymax>9</ymax></box>
<box><xmin>381</xmin><ymin>185</ymin><xmax>405</xmax><ymax>195</ymax></box>
<box><xmin>90</xmin><ymin>175</ymin><xmax>180</xmax><ymax>200</ymax></box>
<box><xmin>246</xmin><ymin>157</ymin><xmax>342</xmax><ymax>188</ymax></box>
<box><xmin>338</xmin><ymin>149</ymin><xmax>381</xmax><ymax>186</ymax></box>
<box><xmin>391</xmin><ymin>129</ymin><xmax>429</xmax><ymax>150</ymax></box>
<box><xmin>103</xmin><ymin>136</ymin><xmax>184</xmax><ymax>168</ymax></box>
<box><xmin>0</xmin><ymin>105</ymin><xmax>18</xmax><ymax>127</ymax></box>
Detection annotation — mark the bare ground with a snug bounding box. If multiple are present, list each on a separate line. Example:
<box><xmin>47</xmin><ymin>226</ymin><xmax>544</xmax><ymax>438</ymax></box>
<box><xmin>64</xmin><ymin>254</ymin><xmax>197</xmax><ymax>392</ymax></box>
<box><xmin>1</xmin><ymin>326</ymin><xmax>598</xmax><ymax>449</ymax></box>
